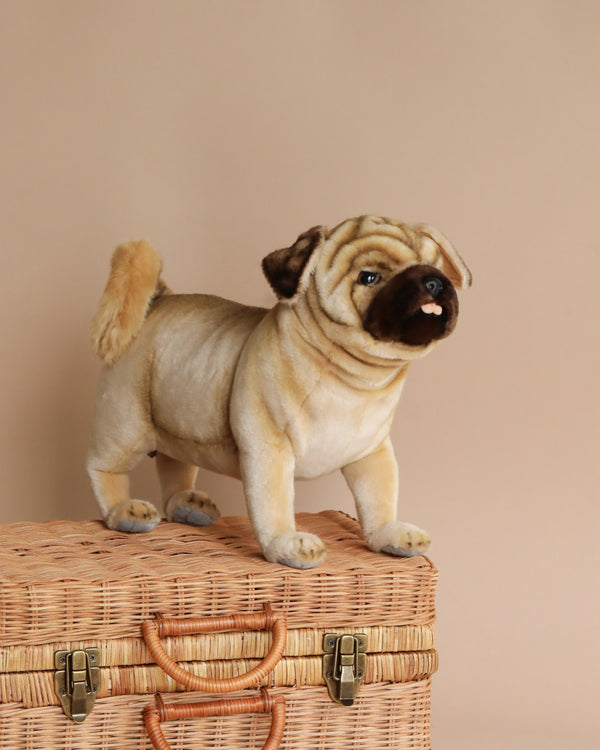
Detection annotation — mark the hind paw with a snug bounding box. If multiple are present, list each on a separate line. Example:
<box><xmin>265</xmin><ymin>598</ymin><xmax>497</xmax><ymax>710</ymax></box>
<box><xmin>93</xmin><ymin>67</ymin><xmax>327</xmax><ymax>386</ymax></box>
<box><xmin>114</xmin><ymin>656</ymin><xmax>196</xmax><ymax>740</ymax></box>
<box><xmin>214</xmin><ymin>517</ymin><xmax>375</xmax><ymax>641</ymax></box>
<box><xmin>106</xmin><ymin>500</ymin><xmax>160</xmax><ymax>533</ymax></box>
<box><xmin>165</xmin><ymin>490</ymin><xmax>221</xmax><ymax>526</ymax></box>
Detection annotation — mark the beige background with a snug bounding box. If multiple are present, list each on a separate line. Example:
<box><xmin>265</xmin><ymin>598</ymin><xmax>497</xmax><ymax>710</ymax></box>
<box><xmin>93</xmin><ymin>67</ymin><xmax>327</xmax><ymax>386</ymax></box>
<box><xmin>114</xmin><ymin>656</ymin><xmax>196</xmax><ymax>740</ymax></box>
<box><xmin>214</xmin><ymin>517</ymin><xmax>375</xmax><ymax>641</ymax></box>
<box><xmin>1</xmin><ymin>1</ymin><xmax>598</xmax><ymax>747</ymax></box>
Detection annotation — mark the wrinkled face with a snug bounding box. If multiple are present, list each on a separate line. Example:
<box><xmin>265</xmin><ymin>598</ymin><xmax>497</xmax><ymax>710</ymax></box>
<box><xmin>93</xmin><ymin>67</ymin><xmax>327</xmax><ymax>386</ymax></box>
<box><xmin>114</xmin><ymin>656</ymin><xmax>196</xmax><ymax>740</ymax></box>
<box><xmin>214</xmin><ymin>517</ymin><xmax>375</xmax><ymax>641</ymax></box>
<box><xmin>262</xmin><ymin>215</ymin><xmax>471</xmax><ymax>357</ymax></box>
<box><xmin>313</xmin><ymin>217</ymin><xmax>461</xmax><ymax>349</ymax></box>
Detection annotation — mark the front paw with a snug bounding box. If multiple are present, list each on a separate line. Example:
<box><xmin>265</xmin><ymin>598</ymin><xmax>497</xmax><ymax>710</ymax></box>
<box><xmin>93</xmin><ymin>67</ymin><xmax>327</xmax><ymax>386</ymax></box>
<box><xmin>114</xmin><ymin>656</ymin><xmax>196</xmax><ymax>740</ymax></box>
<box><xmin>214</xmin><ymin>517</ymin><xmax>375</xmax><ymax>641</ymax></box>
<box><xmin>165</xmin><ymin>490</ymin><xmax>220</xmax><ymax>526</ymax></box>
<box><xmin>106</xmin><ymin>500</ymin><xmax>161</xmax><ymax>533</ymax></box>
<box><xmin>367</xmin><ymin>521</ymin><xmax>431</xmax><ymax>557</ymax></box>
<box><xmin>264</xmin><ymin>532</ymin><xmax>327</xmax><ymax>569</ymax></box>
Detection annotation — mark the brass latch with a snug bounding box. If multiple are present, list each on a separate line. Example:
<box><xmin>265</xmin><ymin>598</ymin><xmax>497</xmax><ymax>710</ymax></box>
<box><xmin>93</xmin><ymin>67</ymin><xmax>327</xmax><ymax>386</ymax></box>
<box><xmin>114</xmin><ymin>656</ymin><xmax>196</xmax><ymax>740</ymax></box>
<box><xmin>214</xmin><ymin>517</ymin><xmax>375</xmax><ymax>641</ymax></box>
<box><xmin>322</xmin><ymin>633</ymin><xmax>367</xmax><ymax>706</ymax></box>
<box><xmin>54</xmin><ymin>648</ymin><xmax>100</xmax><ymax>723</ymax></box>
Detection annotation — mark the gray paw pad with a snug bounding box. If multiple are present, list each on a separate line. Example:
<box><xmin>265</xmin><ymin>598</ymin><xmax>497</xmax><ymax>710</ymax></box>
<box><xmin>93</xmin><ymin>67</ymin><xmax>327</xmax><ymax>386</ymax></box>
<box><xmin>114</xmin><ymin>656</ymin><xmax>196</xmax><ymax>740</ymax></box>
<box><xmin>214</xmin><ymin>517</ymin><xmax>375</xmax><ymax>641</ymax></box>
<box><xmin>277</xmin><ymin>556</ymin><xmax>320</xmax><ymax>570</ymax></box>
<box><xmin>115</xmin><ymin>519</ymin><xmax>159</xmax><ymax>533</ymax></box>
<box><xmin>172</xmin><ymin>506</ymin><xmax>214</xmax><ymax>527</ymax></box>
<box><xmin>381</xmin><ymin>544</ymin><xmax>423</xmax><ymax>558</ymax></box>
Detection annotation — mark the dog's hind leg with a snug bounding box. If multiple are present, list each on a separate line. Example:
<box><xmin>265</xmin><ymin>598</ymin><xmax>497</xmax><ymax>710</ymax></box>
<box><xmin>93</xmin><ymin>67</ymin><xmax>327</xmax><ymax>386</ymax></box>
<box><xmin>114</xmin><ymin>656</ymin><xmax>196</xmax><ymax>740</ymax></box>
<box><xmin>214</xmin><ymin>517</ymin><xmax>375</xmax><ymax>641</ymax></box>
<box><xmin>87</xmin><ymin>363</ymin><xmax>161</xmax><ymax>532</ymax></box>
<box><xmin>156</xmin><ymin>453</ymin><xmax>220</xmax><ymax>526</ymax></box>
<box><xmin>88</xmin><ymin>466</ymin><xmax>161</xmax><ymax>533</ymax></box>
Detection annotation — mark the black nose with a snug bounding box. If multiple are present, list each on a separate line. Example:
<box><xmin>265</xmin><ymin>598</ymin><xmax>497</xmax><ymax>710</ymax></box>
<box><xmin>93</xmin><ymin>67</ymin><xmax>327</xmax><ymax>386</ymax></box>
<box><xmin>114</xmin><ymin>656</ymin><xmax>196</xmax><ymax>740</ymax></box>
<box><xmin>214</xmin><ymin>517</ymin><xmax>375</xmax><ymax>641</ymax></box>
<box><xmin>423</xmin><ymin>276</ymin><xmax>444</xmax><ymax>298</ymax></box>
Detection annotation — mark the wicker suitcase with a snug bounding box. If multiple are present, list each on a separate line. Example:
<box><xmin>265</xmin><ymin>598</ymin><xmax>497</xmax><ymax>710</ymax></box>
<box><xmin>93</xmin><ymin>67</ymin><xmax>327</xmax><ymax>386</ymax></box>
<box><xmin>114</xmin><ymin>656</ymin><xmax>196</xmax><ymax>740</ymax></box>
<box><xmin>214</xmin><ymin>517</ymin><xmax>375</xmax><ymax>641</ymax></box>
<box><xmin>0</xmin><ymin>511</ymin><xmax>438</xmax><ymax>749</ymax></box>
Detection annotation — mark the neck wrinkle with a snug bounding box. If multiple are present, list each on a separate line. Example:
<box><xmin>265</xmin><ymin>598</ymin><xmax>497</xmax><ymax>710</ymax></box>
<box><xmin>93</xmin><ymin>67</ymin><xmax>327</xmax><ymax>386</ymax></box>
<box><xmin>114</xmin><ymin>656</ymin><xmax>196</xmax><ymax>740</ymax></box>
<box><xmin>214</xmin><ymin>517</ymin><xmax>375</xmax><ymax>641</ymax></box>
<box><xmin>282</xmin><ymin>292</ymin><xmax>410</xmax><ymax>392</ymax></box>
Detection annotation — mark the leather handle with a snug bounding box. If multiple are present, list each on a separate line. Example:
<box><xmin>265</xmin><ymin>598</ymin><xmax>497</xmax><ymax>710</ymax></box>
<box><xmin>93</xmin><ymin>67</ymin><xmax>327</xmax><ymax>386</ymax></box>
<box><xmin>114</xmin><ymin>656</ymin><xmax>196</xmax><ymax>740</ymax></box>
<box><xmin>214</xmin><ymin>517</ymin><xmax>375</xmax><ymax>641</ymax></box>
<box><xmin>144</xmin><ymin>689</ymin><xmax>286</xmax><ymax>750</ymax></box>
<box><xmin>141</xmin><ymin>603</ymin><xmax>287</xmax><ymax>692</ymax></box>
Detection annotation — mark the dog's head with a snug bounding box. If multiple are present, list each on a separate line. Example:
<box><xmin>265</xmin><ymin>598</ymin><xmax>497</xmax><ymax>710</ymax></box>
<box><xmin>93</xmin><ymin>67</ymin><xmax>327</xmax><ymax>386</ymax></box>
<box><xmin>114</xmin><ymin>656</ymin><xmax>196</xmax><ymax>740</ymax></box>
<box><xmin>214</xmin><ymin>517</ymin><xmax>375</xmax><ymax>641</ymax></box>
<box><xmin>262</xmin><ymin>216</ymin><xmax>471</xmax><ymax>358</ymax></box>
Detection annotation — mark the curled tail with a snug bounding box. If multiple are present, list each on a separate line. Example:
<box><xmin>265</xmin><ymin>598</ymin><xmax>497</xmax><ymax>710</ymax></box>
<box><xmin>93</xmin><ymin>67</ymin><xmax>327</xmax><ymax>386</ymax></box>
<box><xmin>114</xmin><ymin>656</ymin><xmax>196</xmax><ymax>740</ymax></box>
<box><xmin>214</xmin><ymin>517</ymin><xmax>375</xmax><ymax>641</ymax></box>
<box><xmin>91</xmin><ymin>240</ymin><xmax>170</xmax><ymax>364</ymax></box>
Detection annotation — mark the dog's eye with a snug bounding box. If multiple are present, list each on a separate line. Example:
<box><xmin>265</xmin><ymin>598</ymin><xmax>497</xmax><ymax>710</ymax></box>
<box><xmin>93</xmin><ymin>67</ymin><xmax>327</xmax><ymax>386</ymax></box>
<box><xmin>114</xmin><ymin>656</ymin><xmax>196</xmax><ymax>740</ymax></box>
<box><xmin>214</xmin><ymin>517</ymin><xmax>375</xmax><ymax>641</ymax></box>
<box><xmin>357</xmin><ymin>271</ymin><xmax>382</xmax><ymax>286</ymax></box>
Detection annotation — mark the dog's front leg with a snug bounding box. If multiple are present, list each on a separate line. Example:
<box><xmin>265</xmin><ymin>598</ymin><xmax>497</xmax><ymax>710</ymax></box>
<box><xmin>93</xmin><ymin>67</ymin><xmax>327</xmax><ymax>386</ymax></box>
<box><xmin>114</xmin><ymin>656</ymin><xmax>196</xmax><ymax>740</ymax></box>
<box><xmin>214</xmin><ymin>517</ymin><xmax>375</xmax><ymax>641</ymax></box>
<box><xmin>342</xmin><ymin>437</ymin><xmax>431</xmax><ymax>557</ymax></box>
<box><xmin>238</xmin><ymin>441</ymin><xmax>327</xmax><ymax>569</ymax></box>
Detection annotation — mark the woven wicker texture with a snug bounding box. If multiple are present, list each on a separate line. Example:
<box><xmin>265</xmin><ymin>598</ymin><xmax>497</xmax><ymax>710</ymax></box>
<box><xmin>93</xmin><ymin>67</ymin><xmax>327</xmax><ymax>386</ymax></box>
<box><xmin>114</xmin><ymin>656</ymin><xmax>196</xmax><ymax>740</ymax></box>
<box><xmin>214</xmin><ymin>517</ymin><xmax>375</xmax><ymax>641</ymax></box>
<box><xmin>0</xmin><ymin>511</ymin><xmax>437</xmax><ymax>647</ymax></box>
<box><xmin>0</xmin><ymin>681</ymin><xmax>433</xmax><ymax>750</ymax></box>
<box><xmin>0</xmin><ymin>623</ymin><xmax>435</xmax><ymax>673</ymax></box>
<box><xmin>0</xmin><ymin>650</ymin><xmax>438</xmax><ymax>709</ymax></box>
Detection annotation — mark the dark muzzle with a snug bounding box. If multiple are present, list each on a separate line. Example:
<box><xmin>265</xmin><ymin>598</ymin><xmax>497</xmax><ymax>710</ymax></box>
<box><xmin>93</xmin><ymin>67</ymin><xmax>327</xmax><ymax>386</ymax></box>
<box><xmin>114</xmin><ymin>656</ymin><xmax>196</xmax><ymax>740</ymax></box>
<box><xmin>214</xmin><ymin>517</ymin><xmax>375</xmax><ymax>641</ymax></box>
<box><xmin>364</xmin><ymin>264</ymin><xmax>459</xmax><ymax>347</ymax></box>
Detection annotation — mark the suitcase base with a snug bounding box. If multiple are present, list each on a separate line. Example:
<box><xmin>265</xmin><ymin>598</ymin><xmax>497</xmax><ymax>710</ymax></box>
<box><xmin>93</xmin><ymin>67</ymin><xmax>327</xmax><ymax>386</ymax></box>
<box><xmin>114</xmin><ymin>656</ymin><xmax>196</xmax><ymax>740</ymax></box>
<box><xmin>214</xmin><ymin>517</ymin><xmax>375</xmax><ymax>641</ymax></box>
<box><xmin>0</xmin><ymin>680</ymin><xmax>432</xmax><ymax>749</ymax></box>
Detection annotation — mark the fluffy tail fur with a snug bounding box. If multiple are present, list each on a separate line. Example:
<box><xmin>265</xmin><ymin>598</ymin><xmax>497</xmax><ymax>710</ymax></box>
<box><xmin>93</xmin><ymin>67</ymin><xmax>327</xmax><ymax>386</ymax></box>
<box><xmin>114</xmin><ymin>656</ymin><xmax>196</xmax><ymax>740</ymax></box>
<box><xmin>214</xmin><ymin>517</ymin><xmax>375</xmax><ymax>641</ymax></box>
<box><xmin>91</xmin><ymin>240</ymin><xmax>169</xmax><ymax>364</ymax></box>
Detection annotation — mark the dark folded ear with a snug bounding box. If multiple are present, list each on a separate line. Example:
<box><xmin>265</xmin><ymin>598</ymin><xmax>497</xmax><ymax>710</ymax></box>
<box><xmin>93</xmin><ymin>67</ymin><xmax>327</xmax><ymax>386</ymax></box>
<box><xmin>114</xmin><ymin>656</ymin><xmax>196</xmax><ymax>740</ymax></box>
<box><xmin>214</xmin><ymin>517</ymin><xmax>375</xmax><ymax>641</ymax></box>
<box><xmin>262</xmin><ymin>225</ymin><xmax>327</xmax><ymax>299</ymax></box>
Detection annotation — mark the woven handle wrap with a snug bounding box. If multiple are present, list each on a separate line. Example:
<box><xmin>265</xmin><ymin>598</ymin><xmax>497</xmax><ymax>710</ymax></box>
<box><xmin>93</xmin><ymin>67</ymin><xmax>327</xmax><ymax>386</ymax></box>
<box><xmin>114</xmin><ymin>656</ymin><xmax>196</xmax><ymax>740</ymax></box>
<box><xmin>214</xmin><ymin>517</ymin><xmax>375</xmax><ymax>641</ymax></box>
<box><xmin>144</xmin><ymin>690</ymin><xmax>286</xmax><ymax>750</ymax></box>
<box><xmin>141</xmin><ymin>603</ymin><xmax>287</xmax><ymax>692</ymax></box>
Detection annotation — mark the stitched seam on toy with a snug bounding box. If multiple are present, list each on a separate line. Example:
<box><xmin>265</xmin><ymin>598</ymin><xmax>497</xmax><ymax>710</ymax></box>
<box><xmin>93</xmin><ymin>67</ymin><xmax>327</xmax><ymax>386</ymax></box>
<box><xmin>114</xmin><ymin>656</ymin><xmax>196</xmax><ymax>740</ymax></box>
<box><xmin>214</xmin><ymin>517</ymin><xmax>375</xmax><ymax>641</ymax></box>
<box><xmin>154</xmin><ymin>425</ymin><xmax>238</xmax><ymax>450</ymax></box>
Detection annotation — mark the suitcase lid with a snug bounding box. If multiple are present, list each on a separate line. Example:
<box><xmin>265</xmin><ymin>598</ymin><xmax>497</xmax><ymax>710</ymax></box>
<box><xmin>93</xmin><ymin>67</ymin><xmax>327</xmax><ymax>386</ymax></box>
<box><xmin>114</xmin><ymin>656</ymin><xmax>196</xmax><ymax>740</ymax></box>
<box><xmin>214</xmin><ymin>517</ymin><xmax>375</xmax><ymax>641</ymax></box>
<box><xmin>0</xmin><ymin>510</ymin><xmax>437</xmax><ymax>648</ymax></box>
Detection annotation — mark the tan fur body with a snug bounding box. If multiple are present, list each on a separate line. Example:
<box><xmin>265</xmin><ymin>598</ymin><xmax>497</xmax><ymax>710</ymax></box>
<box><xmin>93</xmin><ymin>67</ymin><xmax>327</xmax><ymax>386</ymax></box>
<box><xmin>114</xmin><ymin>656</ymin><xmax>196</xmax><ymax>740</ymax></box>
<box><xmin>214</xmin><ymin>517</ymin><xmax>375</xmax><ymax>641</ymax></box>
<box><xmin>88</xmin><ymin>218</ymin><xmax>471</xmax><ymax>567</ymax></box>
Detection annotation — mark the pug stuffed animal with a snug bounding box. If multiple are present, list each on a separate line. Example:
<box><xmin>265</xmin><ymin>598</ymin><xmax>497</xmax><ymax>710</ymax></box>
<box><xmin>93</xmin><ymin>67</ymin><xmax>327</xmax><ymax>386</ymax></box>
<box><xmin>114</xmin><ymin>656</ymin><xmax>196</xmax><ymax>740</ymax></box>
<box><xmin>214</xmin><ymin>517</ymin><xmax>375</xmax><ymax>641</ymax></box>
<box><xmin>88</xmin><ymin>216</ymin><xmax>471</xmax><ymax>568</ymax></box>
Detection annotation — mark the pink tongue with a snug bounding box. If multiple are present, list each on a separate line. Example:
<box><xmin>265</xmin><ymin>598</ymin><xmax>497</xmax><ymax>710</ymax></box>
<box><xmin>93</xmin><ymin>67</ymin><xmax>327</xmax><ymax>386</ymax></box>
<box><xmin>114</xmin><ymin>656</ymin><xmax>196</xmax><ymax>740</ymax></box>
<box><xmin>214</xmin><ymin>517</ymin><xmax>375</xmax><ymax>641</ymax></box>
<box><xmin>421</xmin><ymin>302</ymin><xmax>443</xmax><ymax>316</ymax></box>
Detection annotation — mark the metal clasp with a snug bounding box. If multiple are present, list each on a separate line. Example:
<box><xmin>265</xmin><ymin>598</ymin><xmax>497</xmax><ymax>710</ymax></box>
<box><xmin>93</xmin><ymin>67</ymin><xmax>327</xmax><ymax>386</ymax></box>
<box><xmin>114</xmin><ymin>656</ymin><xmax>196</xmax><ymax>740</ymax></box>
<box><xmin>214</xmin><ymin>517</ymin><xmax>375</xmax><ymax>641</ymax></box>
<box><xmin>322</xmin><ymin>633</ymin><xmax>367</xmax><ymax>706</ymax></box>
<box><xmin>54</xmin><ymin>648</ymin><xmax>100</xmax><ymax>723</ymax></box>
